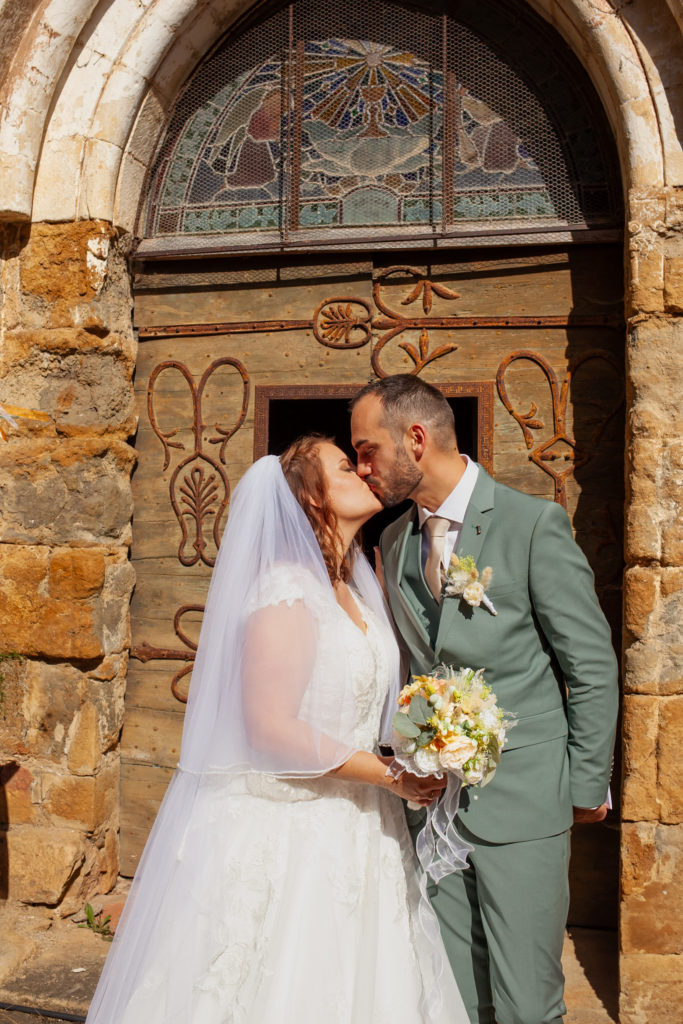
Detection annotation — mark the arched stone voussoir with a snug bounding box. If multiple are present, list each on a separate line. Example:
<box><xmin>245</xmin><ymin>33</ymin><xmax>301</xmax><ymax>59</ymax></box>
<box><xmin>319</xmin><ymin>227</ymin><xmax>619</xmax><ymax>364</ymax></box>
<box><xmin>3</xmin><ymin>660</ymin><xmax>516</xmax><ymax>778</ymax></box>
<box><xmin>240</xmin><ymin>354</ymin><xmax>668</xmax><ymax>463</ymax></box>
<box><xmin>2</xmin><ymin>0</ymin><xmax>678</xmax><ymax>224</ymax></box>
<box><xmin>0</xmin><ymin>0</ymin><xmax>101</xmax><ymax>221</ymax></box>
<box><xmin>33</xmin><ymin>0</ymin><xmax>254</xmax><ymax>225</ymax></box>
<box><xmin>527</xmin><ymin>0</ymin><xmax>672</xmax><ymax>191</ymax></box>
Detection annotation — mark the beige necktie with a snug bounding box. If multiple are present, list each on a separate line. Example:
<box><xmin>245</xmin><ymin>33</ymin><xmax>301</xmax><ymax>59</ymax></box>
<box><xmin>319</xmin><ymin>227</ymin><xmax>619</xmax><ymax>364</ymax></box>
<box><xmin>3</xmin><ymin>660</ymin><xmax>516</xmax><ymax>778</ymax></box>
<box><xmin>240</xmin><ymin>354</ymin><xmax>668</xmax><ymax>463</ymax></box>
<box><xmin>423</xmin><ymin>515</ymin><xmax>450</xmax><ymax>602</ymax></box>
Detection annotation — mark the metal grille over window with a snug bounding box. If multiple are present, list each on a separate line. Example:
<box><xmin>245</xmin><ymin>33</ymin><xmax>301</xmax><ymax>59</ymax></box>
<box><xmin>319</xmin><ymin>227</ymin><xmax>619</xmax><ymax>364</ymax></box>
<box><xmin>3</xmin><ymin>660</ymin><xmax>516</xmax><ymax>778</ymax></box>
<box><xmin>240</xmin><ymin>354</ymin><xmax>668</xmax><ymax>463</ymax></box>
<box><xmin>140</xmin><ymin>0</ymin><xmax>621</xmax><ymax>254</ymax></box>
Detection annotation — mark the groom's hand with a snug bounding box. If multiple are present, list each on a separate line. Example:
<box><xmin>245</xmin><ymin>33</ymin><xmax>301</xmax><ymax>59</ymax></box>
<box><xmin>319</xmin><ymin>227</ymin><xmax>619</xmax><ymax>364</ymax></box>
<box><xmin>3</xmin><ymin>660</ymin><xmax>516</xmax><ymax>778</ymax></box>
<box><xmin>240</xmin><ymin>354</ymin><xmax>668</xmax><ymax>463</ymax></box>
<box><xmin>573</xmin><ymin>803</ymin><xmax>608</xmax><ymax>824</ymax></box>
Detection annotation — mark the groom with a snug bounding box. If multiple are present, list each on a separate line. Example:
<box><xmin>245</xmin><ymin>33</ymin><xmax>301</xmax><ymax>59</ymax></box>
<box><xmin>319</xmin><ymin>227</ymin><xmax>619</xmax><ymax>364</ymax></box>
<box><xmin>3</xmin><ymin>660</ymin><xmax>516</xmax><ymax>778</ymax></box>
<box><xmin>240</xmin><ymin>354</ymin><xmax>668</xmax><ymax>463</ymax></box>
<box><xmin>350</xmin><ymin>375</ymin><xmax>618</xmax><ymax>1024</ymax></box>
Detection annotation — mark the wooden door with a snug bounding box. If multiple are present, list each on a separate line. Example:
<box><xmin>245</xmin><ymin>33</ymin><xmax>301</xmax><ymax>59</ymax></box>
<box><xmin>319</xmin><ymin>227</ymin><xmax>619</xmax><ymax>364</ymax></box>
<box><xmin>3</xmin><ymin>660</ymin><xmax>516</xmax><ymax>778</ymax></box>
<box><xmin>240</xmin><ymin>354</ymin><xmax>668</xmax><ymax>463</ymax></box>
<box><xmin>126</xmin><ymin>244</ymin><xmax>624</xmax><ymax>927</ymax></box>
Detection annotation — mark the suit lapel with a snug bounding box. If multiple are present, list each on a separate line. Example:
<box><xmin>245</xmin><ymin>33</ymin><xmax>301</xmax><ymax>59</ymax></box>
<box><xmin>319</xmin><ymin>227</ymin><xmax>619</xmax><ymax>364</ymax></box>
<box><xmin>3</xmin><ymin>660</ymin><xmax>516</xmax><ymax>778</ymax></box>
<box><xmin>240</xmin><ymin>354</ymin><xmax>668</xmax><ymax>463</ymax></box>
<box><xmin>435</xmin><ymin>466</ymin><xmax>496</xmax><ymax>654</ymax></box>
<box><xmin>455</xmin><ymin>465</ymin><xmax>495</xmax><ymax>565</ymax></box>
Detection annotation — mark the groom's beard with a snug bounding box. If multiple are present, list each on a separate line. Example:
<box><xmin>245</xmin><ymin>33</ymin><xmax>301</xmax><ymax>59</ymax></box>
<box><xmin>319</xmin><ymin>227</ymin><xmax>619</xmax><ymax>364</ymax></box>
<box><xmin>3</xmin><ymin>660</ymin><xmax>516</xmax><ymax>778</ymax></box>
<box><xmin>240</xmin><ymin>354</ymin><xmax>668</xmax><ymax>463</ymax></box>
<box><xmin>372</xmin><ymin>446</ymin><xmax>423</xmax><ymax>508</ymax></box>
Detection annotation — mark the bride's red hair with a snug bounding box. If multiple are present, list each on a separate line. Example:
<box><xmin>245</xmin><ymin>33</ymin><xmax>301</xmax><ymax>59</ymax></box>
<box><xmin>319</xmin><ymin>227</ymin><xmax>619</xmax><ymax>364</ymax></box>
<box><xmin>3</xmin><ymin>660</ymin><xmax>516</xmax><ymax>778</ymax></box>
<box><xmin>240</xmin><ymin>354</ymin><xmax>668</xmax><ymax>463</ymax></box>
<box><xmin>280</xmin><ymin>434</ymin><xmax>351</xmax><ymax>584</ymax></box>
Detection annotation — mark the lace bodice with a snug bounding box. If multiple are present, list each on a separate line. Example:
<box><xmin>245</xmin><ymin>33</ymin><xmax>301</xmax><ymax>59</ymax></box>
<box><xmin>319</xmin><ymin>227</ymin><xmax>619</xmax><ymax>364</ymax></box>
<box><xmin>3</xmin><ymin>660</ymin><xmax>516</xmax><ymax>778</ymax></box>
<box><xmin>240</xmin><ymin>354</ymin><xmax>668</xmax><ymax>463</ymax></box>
<box><xmin>246</xmin><ymin>563</ymin><xmax>395</xmax><ymax>752</ymax></box>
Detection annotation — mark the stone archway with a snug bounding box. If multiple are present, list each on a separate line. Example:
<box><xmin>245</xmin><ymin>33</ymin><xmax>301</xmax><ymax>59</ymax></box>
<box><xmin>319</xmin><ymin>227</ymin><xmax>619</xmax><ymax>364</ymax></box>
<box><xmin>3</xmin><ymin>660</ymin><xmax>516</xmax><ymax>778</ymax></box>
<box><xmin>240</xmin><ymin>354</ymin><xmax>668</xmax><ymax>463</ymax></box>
<box><xmin>0</xmin><ymin>3</ymin><xmax>681</xmax><ymax>1022</ymax></box>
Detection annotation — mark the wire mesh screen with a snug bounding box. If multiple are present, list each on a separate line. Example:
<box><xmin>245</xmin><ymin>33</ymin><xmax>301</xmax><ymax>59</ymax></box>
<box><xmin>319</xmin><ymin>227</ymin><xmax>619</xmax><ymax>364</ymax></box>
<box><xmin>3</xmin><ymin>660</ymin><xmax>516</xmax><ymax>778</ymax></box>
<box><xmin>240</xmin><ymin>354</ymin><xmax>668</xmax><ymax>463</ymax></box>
<box><xmin>141</xmin><ymin>0</ymin><xmax>621</xmax><ymax>250</ymax></box>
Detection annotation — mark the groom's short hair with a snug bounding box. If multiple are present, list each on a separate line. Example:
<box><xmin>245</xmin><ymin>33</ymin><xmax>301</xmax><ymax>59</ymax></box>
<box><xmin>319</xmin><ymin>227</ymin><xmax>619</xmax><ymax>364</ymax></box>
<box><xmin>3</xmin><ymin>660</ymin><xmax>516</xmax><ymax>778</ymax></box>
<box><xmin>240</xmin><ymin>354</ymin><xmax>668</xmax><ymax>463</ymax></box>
<box><xmin>350</xmin><ymin>375</ymin><xmax>456</xmax><ymax>451</ymax></box>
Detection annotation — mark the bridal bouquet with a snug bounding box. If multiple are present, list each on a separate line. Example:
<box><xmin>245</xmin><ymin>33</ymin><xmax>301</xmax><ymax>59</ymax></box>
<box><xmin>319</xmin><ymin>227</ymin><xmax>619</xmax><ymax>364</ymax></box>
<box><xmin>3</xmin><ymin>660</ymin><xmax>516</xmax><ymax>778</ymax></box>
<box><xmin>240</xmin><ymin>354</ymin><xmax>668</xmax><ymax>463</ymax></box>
<box><xmin>392</xmin><ymin>666</ymin><xmax>516</xmax><ymax>789</ymax></box>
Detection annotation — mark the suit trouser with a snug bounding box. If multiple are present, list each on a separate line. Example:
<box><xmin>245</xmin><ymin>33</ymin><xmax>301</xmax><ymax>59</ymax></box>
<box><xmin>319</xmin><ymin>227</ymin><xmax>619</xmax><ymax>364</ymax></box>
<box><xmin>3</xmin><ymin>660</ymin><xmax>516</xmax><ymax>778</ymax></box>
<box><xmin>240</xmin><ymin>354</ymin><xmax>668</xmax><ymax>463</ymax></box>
<box><xmin>408</xmin><ymin>812</ymin><xmax>570</xmax><ymax>1024</ymax></box>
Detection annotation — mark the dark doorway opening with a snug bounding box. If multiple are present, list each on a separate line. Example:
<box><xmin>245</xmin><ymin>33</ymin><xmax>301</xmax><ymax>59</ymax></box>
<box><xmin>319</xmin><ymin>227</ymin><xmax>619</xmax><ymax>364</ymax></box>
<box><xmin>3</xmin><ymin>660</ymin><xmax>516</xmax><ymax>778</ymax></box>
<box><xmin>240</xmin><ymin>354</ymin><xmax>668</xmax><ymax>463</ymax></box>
<box><xmin>253</xmin><ymin>383</ymin><xmax>493</xmax><ymax>555</ymax></box>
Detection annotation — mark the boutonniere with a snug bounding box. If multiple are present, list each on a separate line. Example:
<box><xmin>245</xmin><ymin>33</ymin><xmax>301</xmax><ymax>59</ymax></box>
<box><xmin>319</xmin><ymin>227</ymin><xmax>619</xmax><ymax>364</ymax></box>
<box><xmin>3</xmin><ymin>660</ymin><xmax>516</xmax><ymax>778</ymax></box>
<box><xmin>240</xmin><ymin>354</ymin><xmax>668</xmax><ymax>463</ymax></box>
<box><xmin>443</xmin><ymin>554</ymin><xmax>497</xmax><ymax>616</ymax></box>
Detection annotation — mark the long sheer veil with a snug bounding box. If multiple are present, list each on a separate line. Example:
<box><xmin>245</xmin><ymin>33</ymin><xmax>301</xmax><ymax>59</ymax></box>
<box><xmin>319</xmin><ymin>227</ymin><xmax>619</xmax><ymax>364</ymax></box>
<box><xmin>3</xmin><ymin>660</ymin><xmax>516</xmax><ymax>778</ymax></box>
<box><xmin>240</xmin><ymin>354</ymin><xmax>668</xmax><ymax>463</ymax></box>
<box><xmin>86</xmin><ymin>455</ymin><xmax>402</xmax><ymax>1023</ymax></box>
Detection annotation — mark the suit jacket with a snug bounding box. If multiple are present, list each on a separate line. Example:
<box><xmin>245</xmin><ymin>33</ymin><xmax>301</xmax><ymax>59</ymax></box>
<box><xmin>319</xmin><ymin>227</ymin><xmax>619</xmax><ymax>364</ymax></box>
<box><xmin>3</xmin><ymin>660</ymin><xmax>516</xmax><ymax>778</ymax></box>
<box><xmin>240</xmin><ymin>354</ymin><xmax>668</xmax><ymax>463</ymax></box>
<box><xmin>379</xmin><ymin>466</ymin><xmax>619</xmax><ymax>843</ymax></box>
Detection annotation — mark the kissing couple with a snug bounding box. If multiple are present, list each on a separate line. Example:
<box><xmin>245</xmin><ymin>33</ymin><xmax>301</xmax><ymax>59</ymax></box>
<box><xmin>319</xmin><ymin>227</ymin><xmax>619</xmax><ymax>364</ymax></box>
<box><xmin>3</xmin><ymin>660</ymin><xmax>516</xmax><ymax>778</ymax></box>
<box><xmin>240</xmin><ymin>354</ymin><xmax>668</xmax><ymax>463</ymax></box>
<box><xmin>86</xmin><ymin>374</ymin><xmax>618</xmax><ymax>1024</ymax></box>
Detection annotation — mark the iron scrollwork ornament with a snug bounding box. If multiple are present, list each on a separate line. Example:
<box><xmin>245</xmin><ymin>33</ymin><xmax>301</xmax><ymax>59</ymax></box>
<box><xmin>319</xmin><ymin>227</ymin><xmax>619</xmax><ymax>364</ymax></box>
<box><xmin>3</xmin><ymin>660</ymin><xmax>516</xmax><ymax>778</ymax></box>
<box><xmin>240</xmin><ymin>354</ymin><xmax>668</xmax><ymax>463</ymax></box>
<box><xmin>147</xmin><ymin>357</ymin><xmax>249</xmax><ymax>567</ymax></box>
<box><xmin>496</xmin><ymin>348</ymin><xmax>623</xmax><ymax>509</ymax></box>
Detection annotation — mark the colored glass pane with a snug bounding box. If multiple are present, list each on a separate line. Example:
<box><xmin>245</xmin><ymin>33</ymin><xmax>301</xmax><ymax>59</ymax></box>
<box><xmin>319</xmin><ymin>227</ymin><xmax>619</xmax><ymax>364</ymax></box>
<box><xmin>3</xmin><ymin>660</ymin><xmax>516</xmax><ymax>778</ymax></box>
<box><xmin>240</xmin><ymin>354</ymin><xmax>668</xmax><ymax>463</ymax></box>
<box><xmin>142</xmin><ymin>0</ymin><xmax>620</xmax><ymax>244</ymax></box>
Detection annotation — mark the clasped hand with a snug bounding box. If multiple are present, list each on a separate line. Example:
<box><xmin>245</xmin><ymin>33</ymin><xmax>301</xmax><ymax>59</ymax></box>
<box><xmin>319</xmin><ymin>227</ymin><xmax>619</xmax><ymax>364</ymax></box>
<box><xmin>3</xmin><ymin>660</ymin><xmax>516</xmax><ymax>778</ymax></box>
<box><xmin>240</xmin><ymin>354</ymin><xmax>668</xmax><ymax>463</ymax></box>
<box><xmin>379</xmin><ymin>756</ymin><xmax>447</xmax><ymax>806</ymax></box>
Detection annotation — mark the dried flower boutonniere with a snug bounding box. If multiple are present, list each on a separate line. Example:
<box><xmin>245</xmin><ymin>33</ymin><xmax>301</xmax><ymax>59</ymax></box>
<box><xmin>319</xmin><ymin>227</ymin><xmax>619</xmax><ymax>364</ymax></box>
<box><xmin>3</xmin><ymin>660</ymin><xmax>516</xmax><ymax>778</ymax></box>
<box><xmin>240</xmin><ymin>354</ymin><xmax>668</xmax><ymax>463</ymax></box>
<box><xmin>443</xmin><ymin>554</ymin><xmax>497</xmax><ymax>616</ymax></box>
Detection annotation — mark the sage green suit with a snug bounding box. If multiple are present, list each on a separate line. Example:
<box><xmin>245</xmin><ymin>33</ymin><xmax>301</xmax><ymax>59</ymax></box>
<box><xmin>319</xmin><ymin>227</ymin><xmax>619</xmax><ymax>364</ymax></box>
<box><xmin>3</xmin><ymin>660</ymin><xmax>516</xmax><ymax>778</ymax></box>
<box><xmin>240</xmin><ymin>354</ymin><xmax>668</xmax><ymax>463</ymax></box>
<box><xmin>380</xmin><ymin>467</ymin><xmax>619</xmax><ymax>1024</ymax></box>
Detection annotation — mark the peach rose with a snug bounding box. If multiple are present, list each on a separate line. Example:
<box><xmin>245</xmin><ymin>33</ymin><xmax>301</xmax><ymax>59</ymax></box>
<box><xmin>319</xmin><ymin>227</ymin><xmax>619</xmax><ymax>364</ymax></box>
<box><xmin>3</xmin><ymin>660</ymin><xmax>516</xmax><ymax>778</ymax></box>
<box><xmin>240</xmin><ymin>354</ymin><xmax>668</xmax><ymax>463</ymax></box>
<box><xmin>439</xmin><ymin>734</ymin><xmax>479</xmax><ymax>771</ymax></box>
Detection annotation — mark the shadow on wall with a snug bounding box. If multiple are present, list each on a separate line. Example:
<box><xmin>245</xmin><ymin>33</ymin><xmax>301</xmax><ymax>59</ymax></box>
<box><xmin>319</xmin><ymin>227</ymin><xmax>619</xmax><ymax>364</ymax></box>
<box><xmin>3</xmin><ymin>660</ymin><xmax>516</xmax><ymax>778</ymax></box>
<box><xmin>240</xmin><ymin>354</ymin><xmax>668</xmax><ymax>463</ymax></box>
<box><xmin>0</xmin><ymin>762</ymin><xmax>19</xmax><ymax>899</ymax></box>
<box><xmin>568</xmin><ymin>925</ymin><xmax>619</xmax><ymax>1022</ymax></box>
<box><xmin>565</xmin><ymin>246</ymin><xmax>625</xmax><ymax>933</ymax></box>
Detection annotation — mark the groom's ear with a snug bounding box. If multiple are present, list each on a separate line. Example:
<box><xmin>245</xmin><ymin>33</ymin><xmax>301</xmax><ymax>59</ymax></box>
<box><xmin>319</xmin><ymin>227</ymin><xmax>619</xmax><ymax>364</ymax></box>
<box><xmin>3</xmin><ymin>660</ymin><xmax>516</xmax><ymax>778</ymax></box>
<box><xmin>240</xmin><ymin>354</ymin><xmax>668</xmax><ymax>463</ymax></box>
<box><xmin>407</xmin><ymin>423</ymin><xmax>427</xmax><ymax>459</ymax></box>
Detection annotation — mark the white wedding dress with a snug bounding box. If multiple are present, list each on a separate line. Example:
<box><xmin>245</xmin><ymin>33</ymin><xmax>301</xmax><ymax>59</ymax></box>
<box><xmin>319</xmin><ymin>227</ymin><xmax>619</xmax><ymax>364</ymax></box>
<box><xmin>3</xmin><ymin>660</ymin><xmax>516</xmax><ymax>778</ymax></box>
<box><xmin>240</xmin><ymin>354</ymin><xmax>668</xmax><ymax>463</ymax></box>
<box><xmin>112</xmin><ymin>567</ymin><xmax>469</xmax><ymax>1024</ymax></box>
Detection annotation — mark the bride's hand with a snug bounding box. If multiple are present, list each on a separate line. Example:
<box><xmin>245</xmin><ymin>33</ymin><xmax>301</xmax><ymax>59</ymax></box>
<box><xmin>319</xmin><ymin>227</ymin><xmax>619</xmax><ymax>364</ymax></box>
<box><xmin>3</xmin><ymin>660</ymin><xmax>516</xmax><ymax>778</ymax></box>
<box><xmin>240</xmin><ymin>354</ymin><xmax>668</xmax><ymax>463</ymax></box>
<box><xmin>379</xmin><ymin>757</ymin><xmax>446</xmax><ymax>806</ymax></box>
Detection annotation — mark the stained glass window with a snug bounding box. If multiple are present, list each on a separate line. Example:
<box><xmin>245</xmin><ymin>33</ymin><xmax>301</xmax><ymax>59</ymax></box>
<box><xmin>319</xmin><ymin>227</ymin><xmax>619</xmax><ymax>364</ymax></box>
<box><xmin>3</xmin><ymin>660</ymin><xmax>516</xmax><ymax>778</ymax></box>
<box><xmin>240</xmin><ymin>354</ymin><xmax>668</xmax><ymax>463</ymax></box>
<box><xmin>141</xmin><ymin>0</ymin><xmax>621</xmax><ymax>250</ymax></box>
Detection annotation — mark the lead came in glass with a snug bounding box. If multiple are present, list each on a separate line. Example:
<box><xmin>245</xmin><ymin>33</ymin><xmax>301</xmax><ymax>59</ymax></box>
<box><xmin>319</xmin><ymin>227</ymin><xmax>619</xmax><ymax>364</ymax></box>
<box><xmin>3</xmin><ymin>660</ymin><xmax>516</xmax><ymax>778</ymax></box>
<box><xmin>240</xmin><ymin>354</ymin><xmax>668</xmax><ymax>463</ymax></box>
<box><xmin>142</xmin><ymin>0</ymin><xmax>620</xmax><ymax>246</ymax></box>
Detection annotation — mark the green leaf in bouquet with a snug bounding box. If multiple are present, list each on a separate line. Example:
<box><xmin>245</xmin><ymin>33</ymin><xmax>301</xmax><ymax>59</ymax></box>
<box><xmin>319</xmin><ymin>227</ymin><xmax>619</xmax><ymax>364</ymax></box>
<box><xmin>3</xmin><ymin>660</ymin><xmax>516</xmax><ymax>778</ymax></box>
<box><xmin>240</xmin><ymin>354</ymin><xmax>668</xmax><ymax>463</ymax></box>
<box><xmin>393</xmin><ymin>711</ymin><xmax>421</xmax><ymax>738</ymax></box>
<box><xmin>408</xmin><ymin>694</ymin><xmax>432</xmax><ymax>725</ymax></box>
<box><xmin>415</xmin><ymin>728</ymin><xmax>437</xmax><ymax>747</ymax></box>
<box><xmin>480</xmin><ymin>765</ymin><xmax>497</xmax><ymax>787</ymax></box>
<box><xmin>489</xmin><ymin>736</ymin><xmax>501</xmax><ymax>763</ymax></box>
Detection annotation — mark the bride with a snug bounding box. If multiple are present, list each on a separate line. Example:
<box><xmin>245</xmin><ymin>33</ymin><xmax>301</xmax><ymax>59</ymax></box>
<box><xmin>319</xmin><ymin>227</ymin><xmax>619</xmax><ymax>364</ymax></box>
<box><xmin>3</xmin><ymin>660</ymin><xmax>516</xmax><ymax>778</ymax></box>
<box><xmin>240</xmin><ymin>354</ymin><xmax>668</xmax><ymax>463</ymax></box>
<box><xmin>85</xmin><ymin>435</ymin><xmax>470</xmax><ymax>1024</ymax></box>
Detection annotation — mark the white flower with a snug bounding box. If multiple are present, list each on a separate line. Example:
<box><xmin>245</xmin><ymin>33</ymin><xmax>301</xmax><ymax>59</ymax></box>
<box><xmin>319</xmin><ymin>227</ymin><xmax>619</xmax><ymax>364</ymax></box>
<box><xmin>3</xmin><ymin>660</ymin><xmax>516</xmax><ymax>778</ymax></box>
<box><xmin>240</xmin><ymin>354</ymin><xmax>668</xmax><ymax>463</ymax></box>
<box><xmin>480</xmin><ymin>708</ymin><xmax>500</xmax><ymax>730</ymax></box>
<box><xmin>463</xmin><ymin>581</ymin><xmax>485</xmax><ymax>607</ymax></box>
<box><xmin>444</xmin><ymin>569</ymin><xmax>471</xmax><ymax>593</ymax></box>
<box><xmin>413</xmin><ymin>747</ymin><xmax>442</xmax><ymax>774</ymax></box>
<box><xmin>464</xmin><ymin>763</ymin><xmax>486</xmax><ymax>785</ymax></box>
<box><xmin>394</xmin><ymin>734</ymin><xmax>417</xmax><ymax>756</ymax></box>
<box><xmin>439</xmin><ymin>734</ymin><xmax>479</xmax><ymax>771</ymax></box>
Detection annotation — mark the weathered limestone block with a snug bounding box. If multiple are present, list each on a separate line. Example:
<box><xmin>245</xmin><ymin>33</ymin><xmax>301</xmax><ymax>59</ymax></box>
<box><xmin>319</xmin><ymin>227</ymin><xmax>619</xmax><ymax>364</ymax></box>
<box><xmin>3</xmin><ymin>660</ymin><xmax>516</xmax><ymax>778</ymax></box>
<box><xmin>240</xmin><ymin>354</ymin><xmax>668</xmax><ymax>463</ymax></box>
<box><xmin>664</xmin><ymin>255</ymin><xmax>683</xmax><ymax>312</ymax></box>
<box><xmin>95</xmin><ymin>556</ymin><xmax>136</xmax><ymax>656</ymax></box>
<box><xmin>624</xmin><ymin>568</ymin><xmax>683</xmax><ymax>694</ymax></box>
<box><xmin>658</xmin><ymin>696</ymin><xmax>683</xmax><ymax>822</ymax></box>
<box><xmin>0</xmin><ymin>350</ymin><xmax>135</xmax><ymax>436</ymax></box>
<box><xmin>42</xmin><ymin>761</ymin><xmax>118</xmax><ymax>832</ymax></box>
<box><xmin>620</xmin><ymin>952</ymin><xmax>683</xmax><ymax>1024</ymax></box>
<box><xmin>0</xmin><ymin>763</ymin><xmax>39</xmax><ymax>824</ymax></box>
<box><xmin>0</xmin><ymin>327</ymin><xmax>136</xmax><ymax>375</ymax></box>
<box><xmin>660</xmin><ymin>438</ymin><xmax>683</xmax><ymax>566</ymax></box>
<box><xmin>66</xmin><ymin>701</ymin><xmax>101</xmax><ymax>775</ymax></box>
<box><xmin>0</xmin><ymin>545</ymin><xmax>104</xmax><ymax>658</ymax></box>
<box><xmin>0</xmin><ymin>653</ymin><xmax>28</xmax><ymax>757</ymax></box>
<box><xmin>0</xmin><ymin>438</ymin><xmax>135</xmax><ymax>546</ymax></box>
<box><xmin>621</xmin><ymin>822</ymin><xmax>683</xmax><ymax>955</ymax></box>
<box><xmin>621</xmin><ymin>694</ymin><xmax>659</xmax><ymax>821</ymax></box>
<box><xmin>627</xmin><ymin>319</ymin><xmax>683</xmax><ymax>422</ymax></box>
<box><xmin>22</xmin><ymin>661</ymin><xmax>86</xmax><ymax>762</ymax></box>
<box><xmin>86</xmin><ymin>654</ymin><xmax>127</xmax><ymax>754</ymax></box>
<box><xmin>17</xmin><ymin>220</ymin><xmax>113</xmax><ymax>321</ymax></box>
<box><xmin>2</xmin><ymin>222</ymin><xmax>134</xmax><ymax>339</ymax></box>
<box><xmin>625</xmin><ymin>320</ymin><xmax>683</xmax><ymax>563</ymax></box>
<box><xmin>14</xmin><ymin>657</ymin><xmax>127</xmax><ymax>765</ymax></box>
<box><xmin>622</xmin><ymin>695</ymin><xmax>683</xmax><ymax>822</ymax></box>
<box><xmin>1</xmin><ymin>826</ymin><xmax>86</xmax><ymax>904</ymax></box>
<box><xmin>627</xmin><ymin>194</ymin><xmax>666</xmax><ymax>316</ymax></box>
<box><xmin>96</xmin><ymin>823</ymin><xmax>119</xmax><ymax>893</ymax></box>
<box><xmin>623</xmin><ymin>566</ymin><xmax>658</xmax><ymax>640</ymax></box>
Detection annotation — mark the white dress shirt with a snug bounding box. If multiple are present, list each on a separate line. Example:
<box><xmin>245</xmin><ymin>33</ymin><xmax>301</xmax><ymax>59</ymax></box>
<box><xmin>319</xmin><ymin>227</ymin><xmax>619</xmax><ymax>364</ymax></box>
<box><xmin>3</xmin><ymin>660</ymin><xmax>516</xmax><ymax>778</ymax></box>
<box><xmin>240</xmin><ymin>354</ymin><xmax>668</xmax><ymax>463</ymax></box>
<box><xmin>417</xmin><ymin>455</ymin><xmax>479</xmax><ymax>571</ymax></box>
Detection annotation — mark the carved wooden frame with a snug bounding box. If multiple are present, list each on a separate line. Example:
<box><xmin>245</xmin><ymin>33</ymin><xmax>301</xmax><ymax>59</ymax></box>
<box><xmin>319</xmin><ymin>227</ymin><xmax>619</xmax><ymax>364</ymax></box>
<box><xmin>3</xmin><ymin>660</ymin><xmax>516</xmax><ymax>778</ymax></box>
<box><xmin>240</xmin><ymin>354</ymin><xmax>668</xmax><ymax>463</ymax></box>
<box><xmin>253</xmin><ymin>381</ymin><xmax>494</xmax><ymax>473</ymax></box>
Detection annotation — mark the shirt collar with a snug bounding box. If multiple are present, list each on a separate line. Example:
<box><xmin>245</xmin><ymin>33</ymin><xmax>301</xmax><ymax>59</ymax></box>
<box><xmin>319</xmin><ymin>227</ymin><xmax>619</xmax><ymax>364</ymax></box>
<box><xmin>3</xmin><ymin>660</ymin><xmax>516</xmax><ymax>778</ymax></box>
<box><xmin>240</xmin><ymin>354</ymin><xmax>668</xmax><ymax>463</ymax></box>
<box><xmin>417</xmin><ymin>455</ymin><xmax>479</xmax><ymax>529</ymax></box>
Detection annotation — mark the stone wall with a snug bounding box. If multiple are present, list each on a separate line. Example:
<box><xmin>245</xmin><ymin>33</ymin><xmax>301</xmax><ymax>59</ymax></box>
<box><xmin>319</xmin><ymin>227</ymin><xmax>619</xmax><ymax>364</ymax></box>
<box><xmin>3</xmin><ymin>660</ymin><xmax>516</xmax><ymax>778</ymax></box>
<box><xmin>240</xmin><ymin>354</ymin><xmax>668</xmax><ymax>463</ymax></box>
<box><xmin>619</xmin><ymin>187</ymin><xmax>683</xmax><ymax>1023</ymax></box>
<box><xmin>0</xmin><ymin>221</ymin><xmax>135</xmax><ymax>912</ymax></box>
<box><xmin>0</xmin><ymin>1</ymin><xmax>681</xmax><ymax>1020</ymax></box>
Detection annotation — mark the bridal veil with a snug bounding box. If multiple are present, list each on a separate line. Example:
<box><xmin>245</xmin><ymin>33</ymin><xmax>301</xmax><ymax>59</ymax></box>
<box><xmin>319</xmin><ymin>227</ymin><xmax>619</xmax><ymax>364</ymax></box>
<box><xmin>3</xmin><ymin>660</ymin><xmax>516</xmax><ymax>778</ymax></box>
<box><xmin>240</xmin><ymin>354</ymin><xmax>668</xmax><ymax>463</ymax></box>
<box><xmin>86</xmin><ymin>454</ymin><xmax>402</xmax><ymax>1023</ymax></box>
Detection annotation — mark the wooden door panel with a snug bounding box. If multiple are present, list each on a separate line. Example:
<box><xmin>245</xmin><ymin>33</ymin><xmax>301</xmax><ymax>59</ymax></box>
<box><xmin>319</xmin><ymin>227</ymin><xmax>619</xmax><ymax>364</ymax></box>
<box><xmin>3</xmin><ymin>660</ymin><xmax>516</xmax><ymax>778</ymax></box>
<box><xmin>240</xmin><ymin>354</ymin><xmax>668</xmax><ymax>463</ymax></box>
<box><xmin>126</xmin><ymin>245</ymin><xmax>624</xmax><ymax>929</ymax></box>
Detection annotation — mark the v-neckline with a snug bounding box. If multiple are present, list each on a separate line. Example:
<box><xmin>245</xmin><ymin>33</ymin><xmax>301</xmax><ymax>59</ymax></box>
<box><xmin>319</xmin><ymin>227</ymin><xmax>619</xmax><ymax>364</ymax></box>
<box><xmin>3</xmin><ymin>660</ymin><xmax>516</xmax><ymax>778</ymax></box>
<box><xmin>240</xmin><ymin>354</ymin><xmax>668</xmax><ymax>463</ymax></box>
<box><xmin>338</xmin><ymin>586</ymin><xmax>368</xmax><ymax>637</ymax></box>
